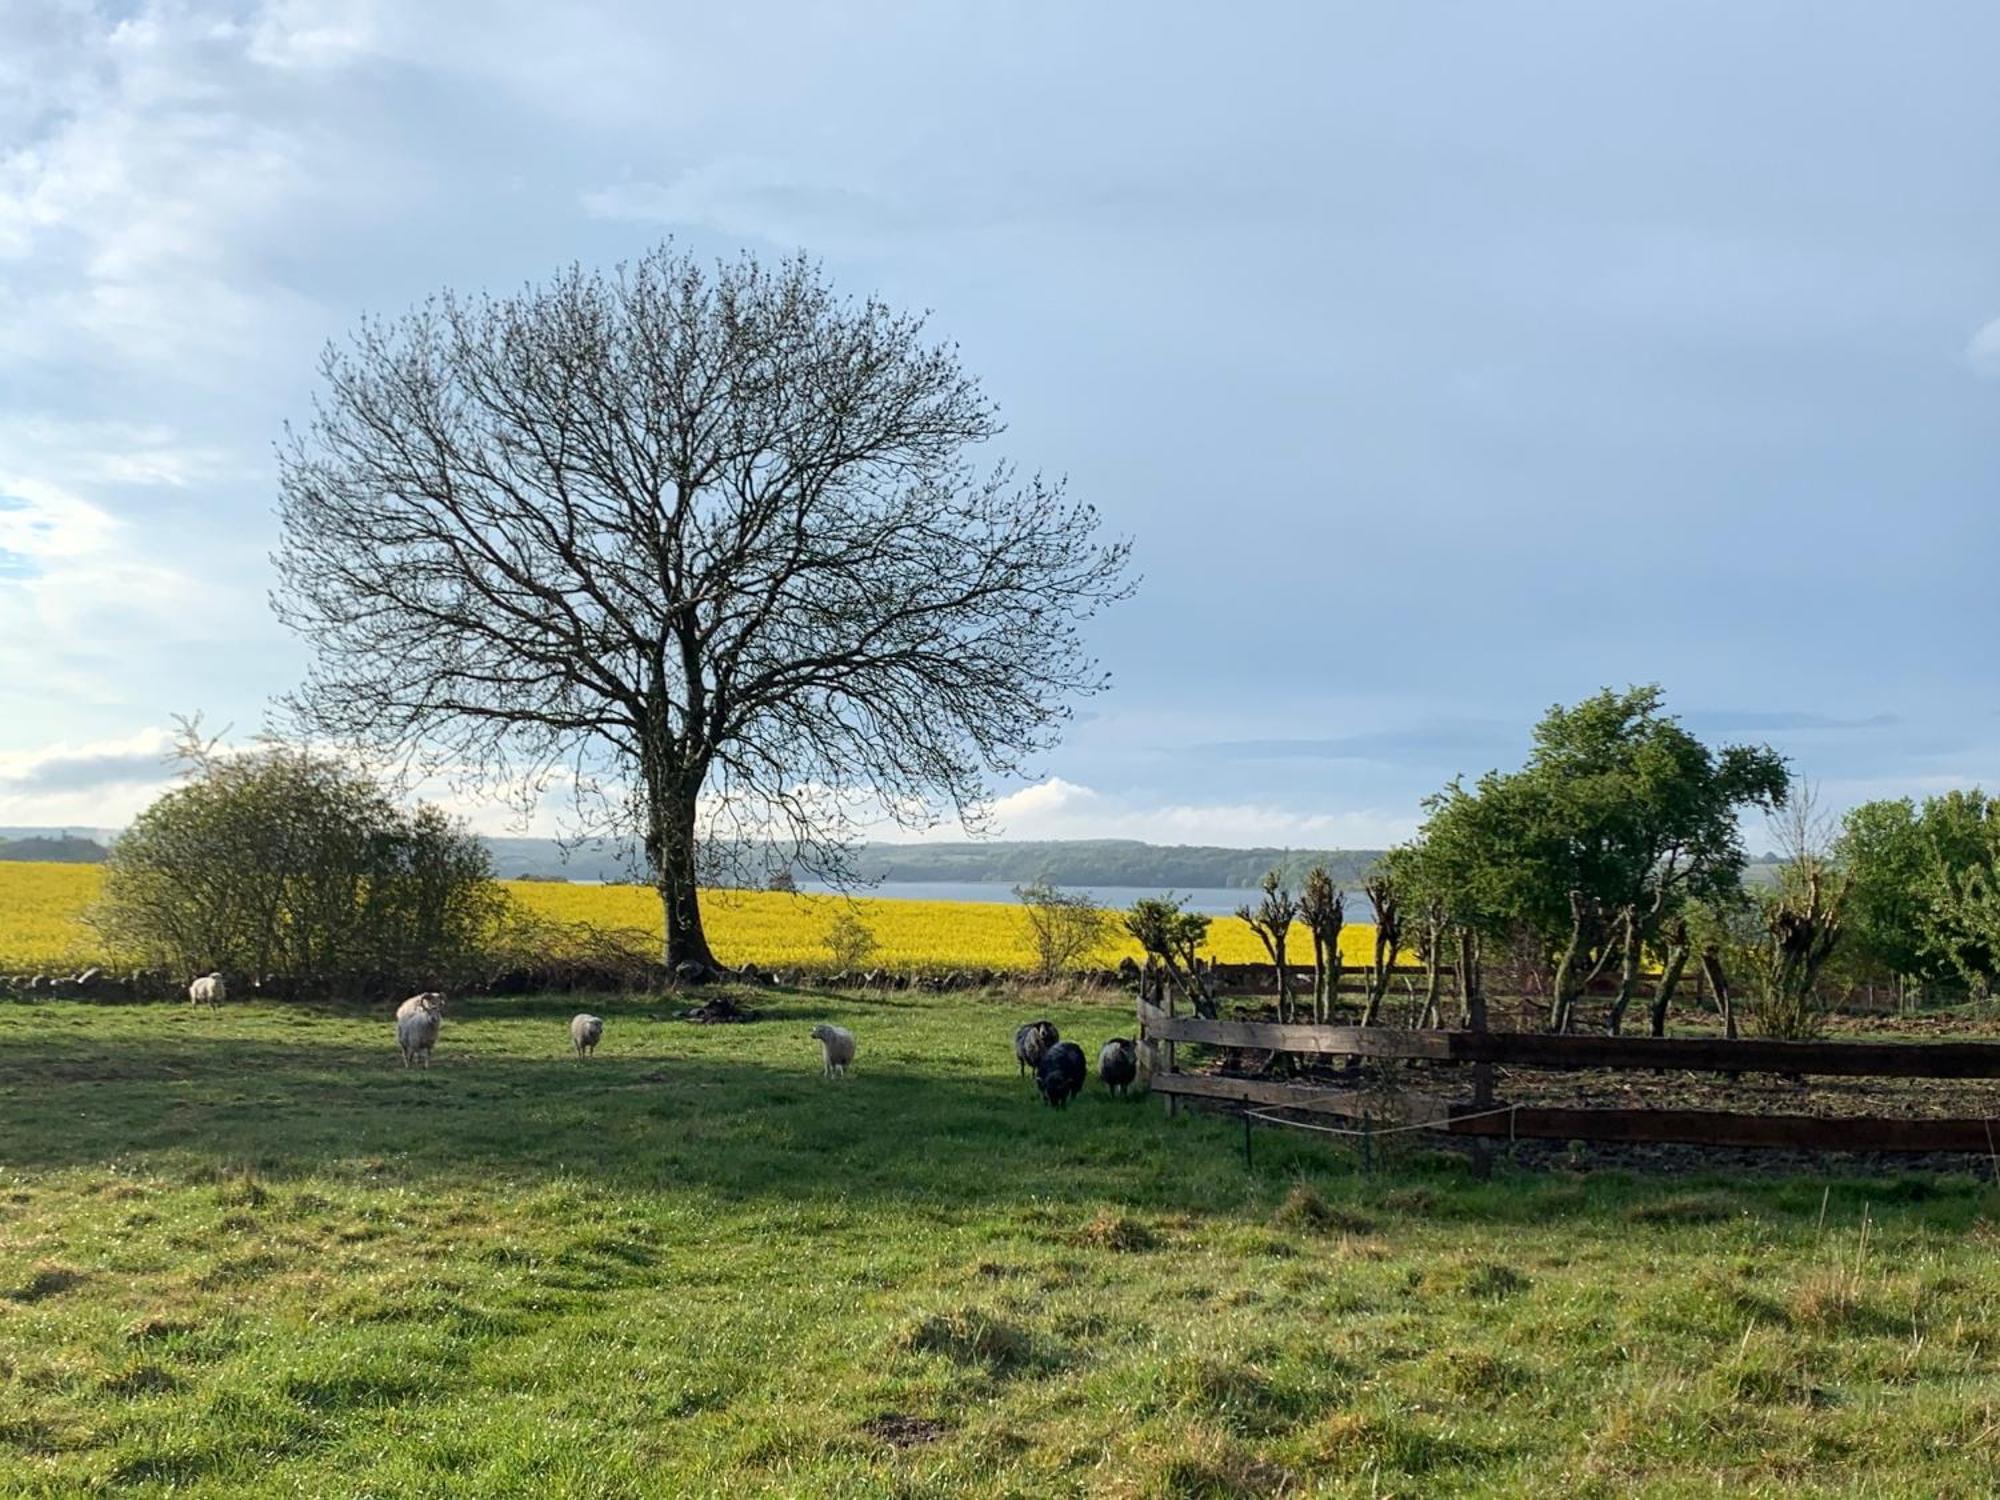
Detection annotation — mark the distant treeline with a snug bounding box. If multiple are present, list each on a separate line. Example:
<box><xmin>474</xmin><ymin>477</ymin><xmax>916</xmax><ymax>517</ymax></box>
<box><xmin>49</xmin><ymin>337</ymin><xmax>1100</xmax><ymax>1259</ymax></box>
<box><xmin>842</xmin><ymin>840</ymin><xmax>1391</xmax><ymax>889</ymax></box>
<box><xmin>483</xmin><ymin>836</ymin><xmax>1391</xmax><ymax>888</ymax></box>
<box><xmin>4</xmin><ymin>827</ymin><xmax>1783</xmax><ymax>893</ymax></box>
<box><xmin>0</xmin><ymin>834</ymin><xmax>108</xmax><ymax>864</ymax></box>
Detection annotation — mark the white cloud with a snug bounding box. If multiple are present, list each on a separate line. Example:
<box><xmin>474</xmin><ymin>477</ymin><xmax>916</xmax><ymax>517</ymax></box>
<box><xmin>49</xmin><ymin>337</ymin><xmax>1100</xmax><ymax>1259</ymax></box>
<box><xmin>0</xmin><ymin>726</ymin><xmax>180</xmax><ymax>827</ymax></box>
<box><xmin>0</xmin><ymin>3</ymin><xmax>335</xmax><ymax>372</ymax></box>
<box><xmin>0</xmin><ymin>469</ymin><xmax>220</xmax><ymax>711</ymax></box>
<box><xmin>245</xmin><ymin>0</ymin><xmax>382</xmax><ymax>70</ymax></box>
<box><xmin>878</xmin><ymin>778</ymin><xmax>1419</xmax><ymax>848</ymax></box>
<box><xmin>1968</xmin><ymin>316</ymin><xmax>2000</xmax><ymax>379</ymax></box>
<box><xmin>582</xmin><ymin>162</ymin><xmax>908</xmax><ymax>251</ymax></box>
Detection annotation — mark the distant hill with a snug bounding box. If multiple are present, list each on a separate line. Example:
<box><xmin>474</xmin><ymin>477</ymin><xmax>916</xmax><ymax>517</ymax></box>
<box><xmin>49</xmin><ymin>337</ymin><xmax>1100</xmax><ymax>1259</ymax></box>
<box><xmin>481</xmin><ymin>836</ymin><xmax>1389</xmax><ymax>889</ymax></box>
<box><xmin>0</xmin><ymin>823</ymin><xmax>1788</xmax><ymax>891</ymax></box>
<box><xmin>0</xmin><ymin>833</ymin><xmax>109</xmax><ymax>863</ymax></box>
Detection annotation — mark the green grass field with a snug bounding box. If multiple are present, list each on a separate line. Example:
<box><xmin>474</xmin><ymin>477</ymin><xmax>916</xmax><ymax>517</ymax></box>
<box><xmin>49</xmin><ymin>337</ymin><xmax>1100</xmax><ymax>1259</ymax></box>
<box><xmin>5</xmin><ymin>990</ymin><xmax>2000</xmax><ymax>1497</ymax></box>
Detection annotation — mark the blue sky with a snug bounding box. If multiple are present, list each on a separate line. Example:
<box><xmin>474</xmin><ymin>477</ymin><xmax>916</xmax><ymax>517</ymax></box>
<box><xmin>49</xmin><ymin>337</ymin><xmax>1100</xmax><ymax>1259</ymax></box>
<box><xmin>2</xmin><ymin>1</ymin><xmax>1997</xmax><ymax>845</ymax></box>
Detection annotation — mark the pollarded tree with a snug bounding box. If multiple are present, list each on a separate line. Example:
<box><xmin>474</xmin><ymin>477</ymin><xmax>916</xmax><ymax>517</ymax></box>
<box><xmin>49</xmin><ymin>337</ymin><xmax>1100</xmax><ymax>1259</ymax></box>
<box><xmin>1297</xmin><ymin>864</ymin><xmax>1346</xmax><ymax>1023</ymax></box>
<box><xmin>1126</xmin><ymin>894</ymin><xmax>1215</xmax><ymax>1016</ymax></box>
<box><xmin>1237</xmin><ymin>869</ymin><xmax>1301</xmax><ymax>1022</ymax></box>
<box><xmin>274</xmin><ymin>244</ymin><xmax>1132</xmax><ymax>970</ymax></box>
<box><xmin>1359</xmin><ymin>872</ymin><xmax>1402</xmax><ymax>1026</ymax></box>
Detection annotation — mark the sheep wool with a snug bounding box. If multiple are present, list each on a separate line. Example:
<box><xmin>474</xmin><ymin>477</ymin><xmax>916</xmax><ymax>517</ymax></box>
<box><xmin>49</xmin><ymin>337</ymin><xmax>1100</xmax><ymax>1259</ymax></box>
<box><xmin>187</xmin><ymin>972</ymin><xmax>226</xmax><ymax>1007</ymax></box>
<box><xmin>1098</xmin><ymin>1038</ymin><xmax>1138</xmax><ymax>1095</ymax></box>
<box><xmin>571</xmin><ymin>1013</ymin><xmax>605</xmax><ymax>1057</ymax></box>
<box><xmin>396</xmin><ymin>992</ymin><xmax>447</xmax><ymax>1069</ymax></box>
<box><xmin>1036</xmin><ymin>1041</ymin><xmax>1087</xmax><ymax>1109</ymax></box>
<box><xmin>1014</xmin><ymin>1020</ymin><xmax>1059</xmax><ymax>1077</ymax></box>
<box><xmin>811</xmin><ymin>1023</ymin><xmax>856</xmax><ymax>1078</ymax></box>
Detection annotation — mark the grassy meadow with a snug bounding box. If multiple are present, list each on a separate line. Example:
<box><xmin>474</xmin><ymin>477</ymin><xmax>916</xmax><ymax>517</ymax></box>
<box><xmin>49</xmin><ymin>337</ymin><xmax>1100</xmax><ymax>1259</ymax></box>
<box><xmin>5</xmin><ymin>988</ymin><xmax>2000</xmax><ymax>1496</ymax></box>
<box><xmin>0</xmin><ymin>862</ymin><xmax>1381</xmax><ymax>974</ymax></box>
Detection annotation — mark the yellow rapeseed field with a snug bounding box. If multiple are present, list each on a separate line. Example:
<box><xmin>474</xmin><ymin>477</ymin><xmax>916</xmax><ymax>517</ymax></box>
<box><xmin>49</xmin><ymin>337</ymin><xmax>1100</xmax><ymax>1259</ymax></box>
<box><xmin>505</xmin><ymin>880</ymin><xmax>1382</xmax><ymax>971</ymax></box>
<box><xmin>0</xmin><ymin>861</ymin><xmax>1380</xmax><ymax>974</ymax></box>
<box><xmin>0</xmin><ymin>862</ymin><xmax>104</xmax><ymax>970</ymax></box>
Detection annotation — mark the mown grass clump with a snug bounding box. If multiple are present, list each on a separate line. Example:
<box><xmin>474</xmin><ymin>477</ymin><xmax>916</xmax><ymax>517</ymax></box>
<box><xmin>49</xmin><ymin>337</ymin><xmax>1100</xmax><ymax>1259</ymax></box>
<box><xmin>3</xmin><ymin>990</ymin><xmax>2000</xmax><ymax>1495</ymax></box>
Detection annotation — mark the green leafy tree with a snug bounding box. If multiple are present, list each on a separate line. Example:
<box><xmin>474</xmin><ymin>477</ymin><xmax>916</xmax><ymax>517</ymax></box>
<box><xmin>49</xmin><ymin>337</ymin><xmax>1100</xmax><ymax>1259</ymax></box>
<box><xmin>1413</xmin><ymin>688</ymin><xmax>1786</xmax><ymax>1033</ymax></box>
<box><xmin>1836</xmin><ymin>791</ymin><xmax>2000</xmax><ymax>997</ymax></box>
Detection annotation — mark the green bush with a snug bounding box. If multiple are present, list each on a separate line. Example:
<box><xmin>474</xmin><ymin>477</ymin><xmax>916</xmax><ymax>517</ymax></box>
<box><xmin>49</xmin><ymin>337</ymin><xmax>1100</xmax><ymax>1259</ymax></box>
<box><xmin>87</xmin><ymin>734</ymin><xmax>499</xmax><ymax>993</ymax></box>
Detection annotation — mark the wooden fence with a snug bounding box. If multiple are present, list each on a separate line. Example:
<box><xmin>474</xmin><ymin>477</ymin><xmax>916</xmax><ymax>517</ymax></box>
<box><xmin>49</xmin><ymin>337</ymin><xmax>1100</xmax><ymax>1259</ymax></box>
<box><xmin>1136</xmin><ymin>996</ymin><xmax>2000</xmax><ymax>1155</ymax></box>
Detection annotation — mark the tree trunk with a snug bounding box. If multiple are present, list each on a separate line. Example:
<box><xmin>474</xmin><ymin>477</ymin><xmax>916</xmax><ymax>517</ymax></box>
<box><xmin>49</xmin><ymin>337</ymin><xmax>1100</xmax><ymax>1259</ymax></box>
<box><xmin>1361</xmin><ymin>927</ymin><xmax>1392</xmax><ymax>1026</ymax></box>
<box><xmin>650</xmin><ymin>787</ymin><xmax>718</xmax><ymax>972</ymax></box>
<box><xmin>1419</xmin><ymin>927</ymin><xmax>1443</xmax><ymax>1028</ymax></box>
<box><xmin>1549</xmin><ymin>892</ymin><xmax>1591</xmax><ymax>1032</ymax></box>
<box><xmin>1309</xmin><ymin>934</ymin><xmax>1328</xmax><ymax>1024</ymax></box>
<box><xmin>1605</xmin><ymin>916</ymin><xmax>1643</xmax><ymax>1035</ymax></box>
<box><xmin>1458</xmin><ymin>927</ymin><xmax>1487</xmax><ymax>1032</ymax></box>
<box><xmin>1699</xmin><ymin>945</ymin><xmax>1735</xmax><ymax>1040</ymax></box>
<box><xmin>1647</xmin><ymin>921</ymin><xmax>1691</xmax><ymax>1037</ymax></box>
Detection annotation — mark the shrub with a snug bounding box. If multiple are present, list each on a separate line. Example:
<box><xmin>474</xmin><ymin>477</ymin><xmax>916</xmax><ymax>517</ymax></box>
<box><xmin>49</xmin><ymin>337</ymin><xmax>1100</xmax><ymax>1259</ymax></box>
<box><xmin>1014</xmin><ymin>878</ymin><xmax>1110</xmax><ymax>980</ymax></box>
<box><xmin>87</xmin><ymin>725</ymin><xmax>500</xmax><ymax>993</ymax></box>
<box><xmin>824</xmin><ymin>909</ymin><xmax>878</xmax><ymax>969</ymax></box>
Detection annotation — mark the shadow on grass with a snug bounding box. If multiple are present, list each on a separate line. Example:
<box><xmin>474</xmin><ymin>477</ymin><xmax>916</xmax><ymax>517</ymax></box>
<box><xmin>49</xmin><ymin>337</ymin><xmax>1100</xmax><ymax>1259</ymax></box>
<box><xmin>1</xmin><ymin>999</ymin><xmax>1992</xmax><ymax>1234</ymax></box>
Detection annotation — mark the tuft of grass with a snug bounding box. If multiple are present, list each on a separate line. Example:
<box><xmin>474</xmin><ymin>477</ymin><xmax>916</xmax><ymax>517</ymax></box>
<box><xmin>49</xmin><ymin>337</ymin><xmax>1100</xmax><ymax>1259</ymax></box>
<box><xmin>1076</xmin><ymin>1210</ymin><xmax>1156</xmax><ymax>1252</ymax></box>
<box><xmin>893</xmin><ymin>1308</ymin><xmax>1046</xmax><ymax>1374</ymax></box>
<box><xmin>1419</xmin><ymin>1257</ymin><xmax>1530</xmax><ymax>1302</ymax></box>
<box><xmin>1624</xmin><ymin>1191</ymin><xmax>1733</xmax><ymax>1226</ymax></box>
<box><xmin>1272</xmin><ymin>1182</ymin><xmax>1375</xmax><ymax>1235</ymax></box>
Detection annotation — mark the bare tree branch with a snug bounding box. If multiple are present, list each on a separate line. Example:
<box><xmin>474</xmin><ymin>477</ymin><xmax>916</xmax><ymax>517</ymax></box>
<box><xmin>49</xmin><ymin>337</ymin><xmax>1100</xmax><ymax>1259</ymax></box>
<box><xmin>273</xmin><ymin>244</ymin><xmax>1133</xmax><ymax>966</ymax></box>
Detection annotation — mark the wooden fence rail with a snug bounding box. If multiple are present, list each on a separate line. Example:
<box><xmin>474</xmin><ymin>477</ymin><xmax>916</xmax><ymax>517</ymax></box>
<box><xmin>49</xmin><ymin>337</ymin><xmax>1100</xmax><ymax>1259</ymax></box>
<box><xmin>1136</xmin><ymin>998</ymin><xmax>2000</xmax><ymax>1156</ymax></box>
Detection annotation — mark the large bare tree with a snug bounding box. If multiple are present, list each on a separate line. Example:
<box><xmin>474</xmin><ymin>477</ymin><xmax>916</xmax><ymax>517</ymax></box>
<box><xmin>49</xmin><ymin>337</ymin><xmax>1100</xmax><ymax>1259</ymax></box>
<box><xmin>273</xmin><ymin>245</ymin><xmax>1132</xmax><ymax>970</ymax></box>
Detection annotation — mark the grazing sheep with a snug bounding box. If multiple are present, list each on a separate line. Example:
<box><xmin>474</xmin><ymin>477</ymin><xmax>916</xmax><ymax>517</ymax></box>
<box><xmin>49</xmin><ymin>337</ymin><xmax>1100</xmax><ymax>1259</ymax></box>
<box><xmin>1036</xmin><ymin>1040</ymin><xmax>1087</xmax><ymax>1108</ymax></box>
<box><xmin>395</xmin><ymin>991</ymin><xmax>447</xmax><ymax>1069</ymax></box>
<box><xmin>570</xmin><ymin>1013</ymin><xmax>604</xmax><ymax>1057</ymax></box>
<box><xmin>187</xmin><ymin>972</ymin><xmax>225</xmax><ymax>1008</ymax></box>
<box><xmin>1014</xmin><ymin>1019</ymin><xmax>1059</xmax><ymax>1078</ymax></box>
<box><xmin>1098</xmin><ymin>1037</ymin><xmax>1138</xmax><ymax>1096</ymax></box>
<box><xmin>811</xmin><ymin>1023</ymin><xmax>856</xmax><ymax>1078</ymax></box>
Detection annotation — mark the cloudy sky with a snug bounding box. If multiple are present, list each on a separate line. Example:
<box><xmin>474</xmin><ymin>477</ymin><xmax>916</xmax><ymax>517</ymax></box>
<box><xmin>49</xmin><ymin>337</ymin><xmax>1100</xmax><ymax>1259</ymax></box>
<box><xmin>2</xmin><ymin>0</ymin><xmax>1997</xmax><ymax>846</ymax></box>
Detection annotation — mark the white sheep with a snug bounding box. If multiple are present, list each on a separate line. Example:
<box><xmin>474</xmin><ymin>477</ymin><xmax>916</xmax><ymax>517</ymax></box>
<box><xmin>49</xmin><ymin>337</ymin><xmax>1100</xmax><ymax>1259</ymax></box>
<box><xmin>395</xmin><ymin>991</ymin><xmax>447</xmax><ymax>1069</ymax></box>
<box><xmin>188</xmin><ymin>972</ymin><xmax>226</xmax><ymax>1007</ymax></box>
<box><xmin>810</xmin><ymin>1022</ymin><xmax>856</xmax><ymax>1079</ymax></box>
<box><xmin>570</xmin><ymin>1013</ymin><xmax>604</xmax><ymax>1057</ymax></box>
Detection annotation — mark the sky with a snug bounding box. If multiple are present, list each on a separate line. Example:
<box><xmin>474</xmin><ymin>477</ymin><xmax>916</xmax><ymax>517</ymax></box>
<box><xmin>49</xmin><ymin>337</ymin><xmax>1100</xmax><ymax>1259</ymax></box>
<box><xmin>1</xmin><ymin>0</ymin><xmax>1997</xmax><ymax>848</ymax></box>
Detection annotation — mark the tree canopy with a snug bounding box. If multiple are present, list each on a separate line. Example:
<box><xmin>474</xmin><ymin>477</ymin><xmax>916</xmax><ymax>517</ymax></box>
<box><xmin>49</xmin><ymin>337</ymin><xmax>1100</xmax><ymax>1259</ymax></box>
<box><xmin>1396</xmin><ymin>686</ymin><xmax>1788</xmax><ymax>1030</ymax></box>
<box><xmin>273</xmin><ymin>244</ymin><xmax>1131</xmax><ymax>968</ymax></box>
<box><xmin>1837</xmin><ymin>790</ymin><xmax>2000</xmax><ymax>991</ymax></box>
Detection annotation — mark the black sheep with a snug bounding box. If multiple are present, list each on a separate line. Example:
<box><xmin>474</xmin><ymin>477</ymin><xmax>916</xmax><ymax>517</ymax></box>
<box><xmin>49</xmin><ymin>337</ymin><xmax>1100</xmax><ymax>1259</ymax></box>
<box><xmin>1036</xmin><ymin>1040</ymin><xmax>1087</xmax><ymax>1108</ymax></box>
<box><xmin>1014</xmin><ymin>1019</ymin><xmax>1060</xmax><ymax>1078</ymax></box>
<box><xmin>1098</xmin><ymin>1037</ymin><xmax>1138</xmax><ymax>1095</ymax></box>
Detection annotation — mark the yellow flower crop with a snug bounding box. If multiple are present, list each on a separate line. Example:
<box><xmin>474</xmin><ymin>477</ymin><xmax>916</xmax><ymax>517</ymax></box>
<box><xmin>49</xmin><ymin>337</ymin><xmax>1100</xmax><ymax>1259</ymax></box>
<box><xmin>505</xmin><ymin>881</ymin><xmax>1381</xmax><ymax>971</ymax></box>
<box><xmin>0</xmin><ymin>863</ymin><xmax>106</xmax><ymax>970</ymax></box>
<box><xmin>0</xmin><ymin>861</ymin><xmax>1380</xmax><ymax>975</ymax></box>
